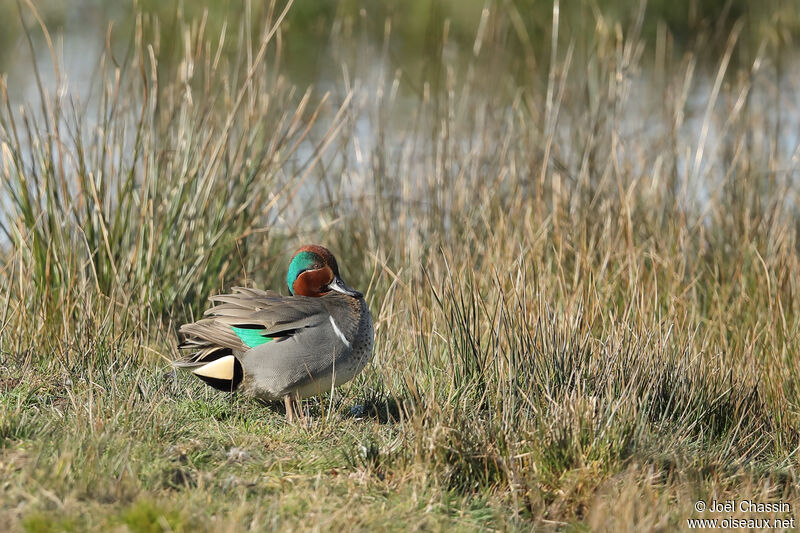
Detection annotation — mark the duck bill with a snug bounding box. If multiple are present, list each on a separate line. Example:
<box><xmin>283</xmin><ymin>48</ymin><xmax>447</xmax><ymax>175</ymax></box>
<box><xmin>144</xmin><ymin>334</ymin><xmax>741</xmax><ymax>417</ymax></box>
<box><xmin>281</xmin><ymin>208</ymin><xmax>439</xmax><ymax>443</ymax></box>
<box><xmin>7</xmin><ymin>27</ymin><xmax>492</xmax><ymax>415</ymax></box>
<box><xmin>328</xmin><ymin>276</ymin><xmax>362</xmax><ymax>298</ymax></box>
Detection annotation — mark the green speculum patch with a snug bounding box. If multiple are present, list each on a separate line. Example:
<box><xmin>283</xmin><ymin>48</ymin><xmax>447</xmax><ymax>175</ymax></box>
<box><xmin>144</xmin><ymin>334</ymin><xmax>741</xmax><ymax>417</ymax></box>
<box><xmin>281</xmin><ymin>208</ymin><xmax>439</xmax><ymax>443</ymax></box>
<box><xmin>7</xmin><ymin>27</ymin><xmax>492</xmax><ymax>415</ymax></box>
<box><xmin>231</xmin><ymin>326</ymin><xmax>273</xmax><ymax>348</ymax></box>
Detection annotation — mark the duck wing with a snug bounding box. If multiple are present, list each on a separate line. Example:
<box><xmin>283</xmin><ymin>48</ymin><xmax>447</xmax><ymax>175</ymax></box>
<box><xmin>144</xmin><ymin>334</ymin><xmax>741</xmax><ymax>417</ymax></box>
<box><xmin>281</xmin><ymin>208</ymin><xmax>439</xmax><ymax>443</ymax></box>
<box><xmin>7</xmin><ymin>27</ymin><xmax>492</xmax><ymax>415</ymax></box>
<box><xmin>175</xmin><ymin>287</ymin><xmax>328</xmax><ymax>367</ymax></box>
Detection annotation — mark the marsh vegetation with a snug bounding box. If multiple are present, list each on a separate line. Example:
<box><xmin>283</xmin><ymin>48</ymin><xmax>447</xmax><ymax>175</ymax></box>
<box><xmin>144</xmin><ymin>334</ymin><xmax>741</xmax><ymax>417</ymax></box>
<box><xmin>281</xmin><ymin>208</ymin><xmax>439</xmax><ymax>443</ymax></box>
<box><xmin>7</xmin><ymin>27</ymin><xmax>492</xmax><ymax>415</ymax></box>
<box><xmin>1</xmin><ymin>0</ymin><xmax>799</xmax><ymax>530</ymax></box>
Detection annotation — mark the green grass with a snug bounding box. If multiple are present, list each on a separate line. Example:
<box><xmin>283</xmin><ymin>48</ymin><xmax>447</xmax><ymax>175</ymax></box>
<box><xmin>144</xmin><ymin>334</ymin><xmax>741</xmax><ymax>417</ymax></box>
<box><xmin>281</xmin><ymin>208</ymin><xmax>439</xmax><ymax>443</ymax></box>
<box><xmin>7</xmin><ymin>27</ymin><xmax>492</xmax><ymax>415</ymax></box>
<box><xmin>1</xmin><ymin>0</ymin><xmax>799</xmax><ymax>531</ymax></box>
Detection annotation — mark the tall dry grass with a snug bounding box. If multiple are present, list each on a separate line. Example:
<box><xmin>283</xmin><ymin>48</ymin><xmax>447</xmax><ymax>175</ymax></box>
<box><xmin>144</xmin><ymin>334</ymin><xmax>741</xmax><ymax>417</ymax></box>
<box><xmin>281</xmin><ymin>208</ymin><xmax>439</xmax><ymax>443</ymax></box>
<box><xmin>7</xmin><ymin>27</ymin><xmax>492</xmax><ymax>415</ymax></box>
<box><xmin>1</xmin><ymin>0</ymin><xmax>799</xmax><ymax>529</ymax></box>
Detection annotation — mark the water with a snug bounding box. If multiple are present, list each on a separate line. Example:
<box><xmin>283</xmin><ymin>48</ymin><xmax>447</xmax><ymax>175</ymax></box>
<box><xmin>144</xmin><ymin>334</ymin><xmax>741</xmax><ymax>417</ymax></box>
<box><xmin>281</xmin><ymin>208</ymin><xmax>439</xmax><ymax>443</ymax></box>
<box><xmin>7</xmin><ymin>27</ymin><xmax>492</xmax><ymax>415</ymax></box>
<box><xmin>2</xmin><ymin>2</ymin><xmax>800</xmax><ymax>227</ymax></box>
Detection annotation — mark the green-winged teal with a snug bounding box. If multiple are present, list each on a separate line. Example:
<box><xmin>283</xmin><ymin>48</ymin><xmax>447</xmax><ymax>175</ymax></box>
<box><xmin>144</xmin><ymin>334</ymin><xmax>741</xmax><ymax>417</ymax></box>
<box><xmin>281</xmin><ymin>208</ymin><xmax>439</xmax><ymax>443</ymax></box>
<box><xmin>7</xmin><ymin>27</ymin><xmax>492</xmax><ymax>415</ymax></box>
<box><xmin>175</xmin><ymin>245</ymin><xmax>374</xmax><ymax>421</ymax></box>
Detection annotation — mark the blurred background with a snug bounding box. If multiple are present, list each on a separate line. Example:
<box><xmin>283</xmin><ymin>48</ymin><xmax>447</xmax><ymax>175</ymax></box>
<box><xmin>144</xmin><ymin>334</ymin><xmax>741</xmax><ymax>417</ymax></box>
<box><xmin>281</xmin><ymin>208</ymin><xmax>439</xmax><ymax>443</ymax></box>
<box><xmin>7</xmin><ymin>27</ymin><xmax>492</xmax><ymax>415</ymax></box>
<box><xmin>2</xmin><ymin>0</ymin><xmax>800</xmax><ymax>315</ymax></box>
<box><xmin>2</xmin><ymin>0</ymin><xmax>799</xmax><ymax>99</ymax></box>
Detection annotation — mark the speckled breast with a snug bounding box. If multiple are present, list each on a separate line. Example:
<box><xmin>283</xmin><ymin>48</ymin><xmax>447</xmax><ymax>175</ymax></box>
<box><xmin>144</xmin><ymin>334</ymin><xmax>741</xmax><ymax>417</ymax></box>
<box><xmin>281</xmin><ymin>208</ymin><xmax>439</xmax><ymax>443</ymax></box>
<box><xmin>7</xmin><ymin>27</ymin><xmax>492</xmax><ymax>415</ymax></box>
<box><xmin>334</xmin><ymin>297</ymin><xmax>374</xmax><ymax>385</ymax></box>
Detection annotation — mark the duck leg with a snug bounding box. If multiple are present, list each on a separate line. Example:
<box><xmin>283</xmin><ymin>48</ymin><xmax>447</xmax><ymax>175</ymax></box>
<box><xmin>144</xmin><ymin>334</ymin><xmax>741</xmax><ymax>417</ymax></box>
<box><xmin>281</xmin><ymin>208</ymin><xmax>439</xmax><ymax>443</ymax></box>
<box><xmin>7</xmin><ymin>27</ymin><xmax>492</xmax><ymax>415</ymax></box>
<box><xmin>284</xmin><ymin>394</ymin><xmax>296</xmax><ymax>422</ymax></box>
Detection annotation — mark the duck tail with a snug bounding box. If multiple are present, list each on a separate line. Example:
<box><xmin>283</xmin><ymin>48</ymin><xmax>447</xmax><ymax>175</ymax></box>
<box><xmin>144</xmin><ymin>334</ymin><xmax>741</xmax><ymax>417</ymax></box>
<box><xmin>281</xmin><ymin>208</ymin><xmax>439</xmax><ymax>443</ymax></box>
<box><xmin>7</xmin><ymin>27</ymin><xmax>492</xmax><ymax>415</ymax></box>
<box><xmin>174</xmin><ymin>341</ymin><xmax>244</xmax><ymax>393</ymax></box>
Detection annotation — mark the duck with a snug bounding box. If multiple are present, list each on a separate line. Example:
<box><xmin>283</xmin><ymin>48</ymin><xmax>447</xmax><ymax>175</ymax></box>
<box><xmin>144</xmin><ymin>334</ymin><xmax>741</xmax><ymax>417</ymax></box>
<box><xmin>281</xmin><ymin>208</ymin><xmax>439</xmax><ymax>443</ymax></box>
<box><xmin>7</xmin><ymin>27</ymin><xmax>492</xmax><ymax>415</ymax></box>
<box><xmin>174</xmin><ymin>245</ymin><xmax>374</xmax><ymax>421</ymax></box>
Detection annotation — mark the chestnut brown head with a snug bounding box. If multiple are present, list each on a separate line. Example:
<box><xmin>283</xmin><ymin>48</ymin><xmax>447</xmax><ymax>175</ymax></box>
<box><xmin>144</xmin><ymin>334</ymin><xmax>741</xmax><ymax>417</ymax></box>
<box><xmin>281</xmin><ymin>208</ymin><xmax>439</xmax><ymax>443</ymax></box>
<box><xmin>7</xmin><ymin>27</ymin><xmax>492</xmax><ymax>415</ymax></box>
<box><xmin>286</xmin><ymin>245</ymin><xmax>362</xmax><ymax>298</ymax></box>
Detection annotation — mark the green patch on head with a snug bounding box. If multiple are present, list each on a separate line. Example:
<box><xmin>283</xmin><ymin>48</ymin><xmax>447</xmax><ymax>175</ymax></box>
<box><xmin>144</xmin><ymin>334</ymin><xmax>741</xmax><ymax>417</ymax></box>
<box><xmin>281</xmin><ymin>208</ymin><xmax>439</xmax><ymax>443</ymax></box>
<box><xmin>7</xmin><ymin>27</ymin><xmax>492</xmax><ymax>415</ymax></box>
<box><xmin>232</xmin><ymin>326</ymin><xmax>273</xmax><ymax>348</ymax></box>
<box><xmin>287</xmin><ymin>250</ymin><xmax>319</xmax><ymax>293</ymax></box>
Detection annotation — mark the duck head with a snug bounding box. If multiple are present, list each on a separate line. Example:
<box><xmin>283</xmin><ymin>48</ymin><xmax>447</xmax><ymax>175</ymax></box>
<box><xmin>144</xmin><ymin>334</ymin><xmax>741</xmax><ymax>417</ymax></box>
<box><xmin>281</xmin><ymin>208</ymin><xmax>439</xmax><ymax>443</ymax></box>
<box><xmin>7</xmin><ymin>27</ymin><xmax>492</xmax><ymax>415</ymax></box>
<box><xmin>287</xmin><ymin>245</ymin><xmax>362</xmax><ymax>298</ymax></box>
